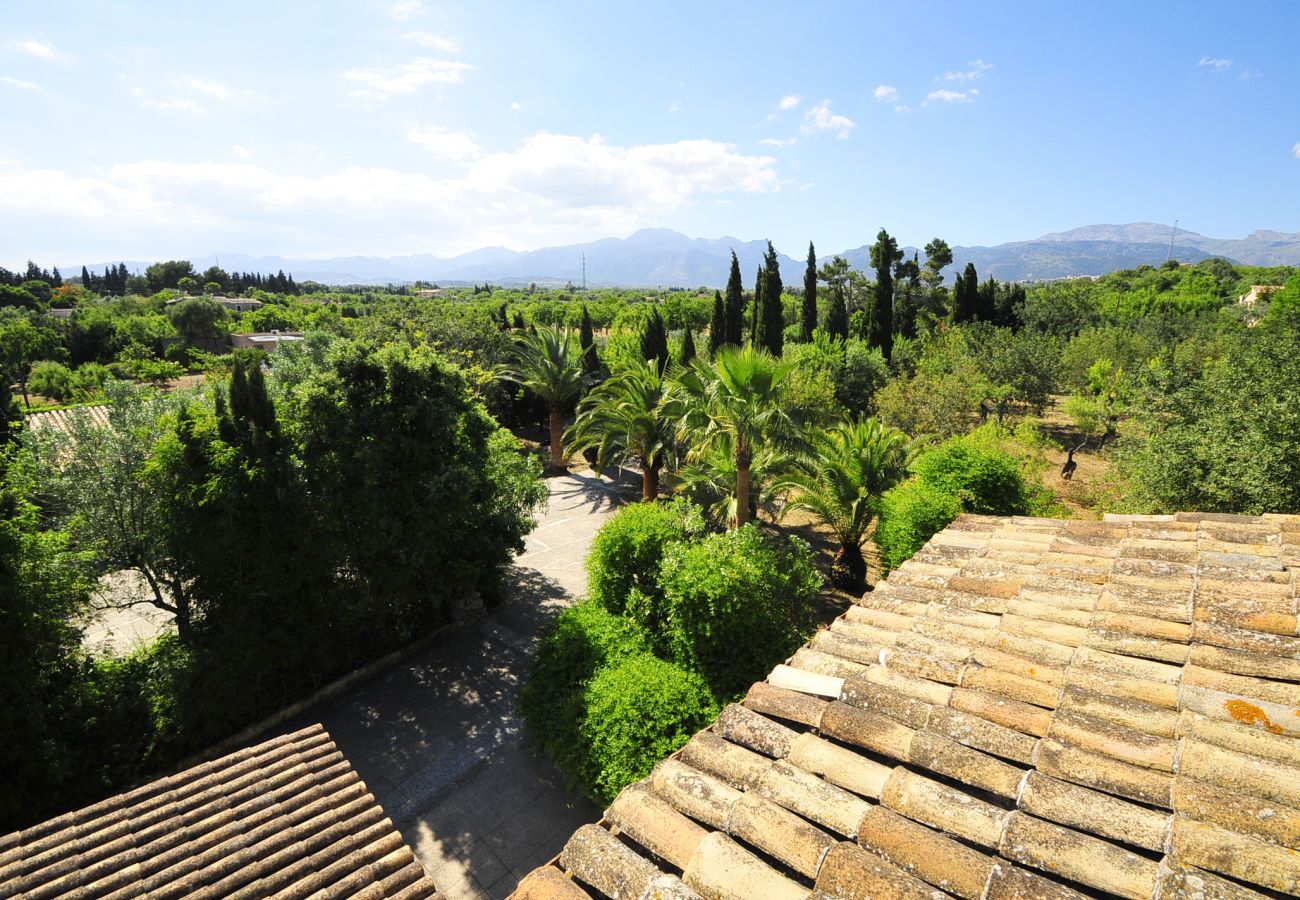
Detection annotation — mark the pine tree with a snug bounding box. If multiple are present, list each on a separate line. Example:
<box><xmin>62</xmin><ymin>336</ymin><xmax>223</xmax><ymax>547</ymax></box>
<box><xmin>709</xmin><ymin>290</ymin><xmax>726</xmax><ymax>356</ymax></box>
<box><xmin>758</xmin><ymin>240</ymin><xmax>784</xmax><ymax>356</ymax></box>
<box><xmin>724</xmin><ymin>250</ymin><xmax>744</xmax><ymax>346</ymax></box>
<box><xmin>641</xmin><ymin>310</ymin><xmax>670</xmax><ymax>373</ymax></box>
<box><xmin>826</xmin><ymin>286</ymin><xmax>849</xmax><ymax>340</ymax></box>
<box><xmin>579</xmin><ymin>305</ymin><xmax>599</xmax><ymax>374</ymax></box>
<box><xmin>679</xmin><ymin>327</ymin><xmax>696</xmax><ymax>365</ymax></box>
<box><xmin>801</xmin><ymin>241</ymin><xmax>817</xmax><ymax>342</ymax></box>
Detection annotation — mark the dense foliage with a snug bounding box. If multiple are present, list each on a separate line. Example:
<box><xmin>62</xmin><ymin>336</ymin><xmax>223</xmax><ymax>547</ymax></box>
<box><xmin>585</xmin><ymin>497</ymin><xmax>704</xmax><ymax>615</ymax></box>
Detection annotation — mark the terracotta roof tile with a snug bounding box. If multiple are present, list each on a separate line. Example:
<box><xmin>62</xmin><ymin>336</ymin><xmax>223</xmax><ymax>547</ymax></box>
<box><xmin>0</xmin><ymin>725</ymin><xmax>438</xmax><ymax>899</ymax></box>
<box><xmin>514</xmin><ymin>511</ymin><xmax>1300</xmax><ymax>898</ymax></box>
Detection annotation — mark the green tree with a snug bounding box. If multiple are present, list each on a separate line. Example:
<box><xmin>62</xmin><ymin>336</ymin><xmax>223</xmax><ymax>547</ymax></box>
<box><xmin>758</xmin><ymin>241</ymin><xmax>784</xmax><ymax>357</ymax></box>
<box><xmin>770</xmin><ymin>418</ymin><xmax>912</xmax><ymax>590</ymax></box>
<box><xmin>708</xmin><ymin>290</ymin><xmax>725</xmax><ymax>356</ymax></box>
<box><xmin>500</xmin><ymin>326</ymin><xmax>586</xmax><ymax>469</ymax></box>
<box><xmin>826</xmin><ymin>285</ymin><xmax>849</xmax><ymax>340</ymax></box>
<box><xmin>145</xmin><ymin>260</ymin><xmax>197</xmax><ymax>293</ymax></box>
<box><xmin>921</xmin><ymin>238</ymin><xmax>953</xmax><ymax>290</ymax></box>
<box><xmin>801</xmin><ymin>242</ymin><xmax>818</xmax><ymax>343</ymax></box>
<box><xmin>724</xmin><ymin>250</ymin><xmax>744</xmax><ymax>346</ymax></box>
<box><xmin>749</xmin><ymin>266</ymin><xmax>763</xmax><ymax>346</ymax></box>
<box><xmin>869</xmin><ymin>229</ymin><xmax>902</xmax><ymax>359</ymax></box>
<box><xmin>679</xmin><ymin>326</ymin><xmax>696</xmax><ymax>366</ymax></box>
<box><xmin>953</xmin><ymin>262</ymin><xmax>980</xmax><ymax>323</ymax></box>
<box><xmin>579</xmin><ymin>305</ymin><xmax>600</xmax><ymax>376</ymax></box>
<box><xmin>640</xmin><ymin>309</ymin><xmax>670</xmax><ymax>373</ymax></box>
<box><xmin>668</xmin><ymin>344</ymin><xmax>795</xmax><ymax>527</ymax></box>
<box><xmin>167</xmin><ymin>297</ymin><xmax>227</xmax><ymax>348</ymax></box>
<box><xmin>567</xmin><ymin>358</ymin><xmax>675</xmax><ymax>500</ymax></box>
<box><xmin>0</xmin><ymin>317</ymin><xmax>58</xmax><ymax>408</ymax></box>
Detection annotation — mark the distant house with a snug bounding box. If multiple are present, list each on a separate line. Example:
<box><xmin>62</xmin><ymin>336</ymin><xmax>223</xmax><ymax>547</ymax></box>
<box><xmin>48</xmin><ymin>307</ymin><xmax>75</xmax><ymax>319</ymax></box>
<box><xmin>1238</xmin><ymin>284</ymin><xmax>1279</xmax><ymax>308</ymax></box>
<box><xmin>231</xmin><ymin>330</ymin><xmax>305</xmax><ymax>351</ymax></box>
<box><xmin>166</xmin><ymin>295</ymin><xmax>264</xmax><ymax>313</ymax></box>
<box><xmin>413</xmin><ymin>288</ymin><xmax>444</xmax><ymax>298</ymax></box>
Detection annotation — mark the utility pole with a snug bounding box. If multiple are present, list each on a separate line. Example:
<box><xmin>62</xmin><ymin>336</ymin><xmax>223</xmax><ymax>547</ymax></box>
<box><xmin>581</xmin><ymin>253</ymin><xmax>586</xmax><ymax>291</ymax></box>
<box><xmin>1166</xmin><ymin>219</ymin><xmax>1179</xmax><ymax>263</ymax></box>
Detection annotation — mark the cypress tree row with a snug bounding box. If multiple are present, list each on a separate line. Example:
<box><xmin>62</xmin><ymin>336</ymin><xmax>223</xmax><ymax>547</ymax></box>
<box><xmin>724</xmin><ymin>250</ymin><xmax>744</xmax><ymax>346</ymax></box>
<box><xmin>709</xmin><ymin>290</ymin><xmax>726</xmax><ymax>356</ymax></box>
<box><xmin>953</xmin><ymin>262</ymin><xmax>979</xmax><ymax>323</ymax></box>
<box><xmin>641</xmin><ymin>309</ymin><xmax>670</xmax><ymax>373</ymax></box>
<box><xmin>801</xmin><ymin>242</ymin><xmax>817</xmax><ymax>342</ymax></box>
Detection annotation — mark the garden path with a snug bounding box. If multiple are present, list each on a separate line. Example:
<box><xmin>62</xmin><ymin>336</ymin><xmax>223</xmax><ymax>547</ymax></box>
<box><xmin>265</xmin><ymin>470</ymin><xmax>634</xmax><ymax>899</ymax></box>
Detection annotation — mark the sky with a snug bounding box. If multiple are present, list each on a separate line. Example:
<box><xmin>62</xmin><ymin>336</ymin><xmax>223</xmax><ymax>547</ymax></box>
<box><xmin>1</xmin><ymin>0</ymin><xmax>1298</xmax><ymax>268</ymax></box>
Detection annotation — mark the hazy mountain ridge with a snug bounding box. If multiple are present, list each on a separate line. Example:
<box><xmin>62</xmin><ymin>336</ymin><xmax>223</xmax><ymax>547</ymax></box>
<box><xmin>66</xmin><ymin>224</ymin><xmax>1300</xmax><ymax>288</ymax></box>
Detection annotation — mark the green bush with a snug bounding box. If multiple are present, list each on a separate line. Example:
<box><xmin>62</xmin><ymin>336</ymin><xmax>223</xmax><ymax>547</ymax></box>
<box><xmin>580</xmin><ymin>653</ymin><xmax>718</xmax><ymax>803</ymax></box>
<box><xmin>518</xmin><ymin>601</ymin><xmax>650</xmax><ymax>786</ymax></box>
<box><xmin>586</xmin><ymin>497</ymin><xmax>704</xmax><ymax>615</ymax></box>
<box><xmin>656</xmin><ymin>525</ymin><xmax>820</xmax><ymax>697</ymax></box>
<box><xmin>912</xmin><ymin>434</ymin><xmax>1031</xmax><ymax>515</ymax></box>
<box><xmin>29</xmin><ymin>361</ymin><xmax>74</xmax><ymax>401</ymax></box>
<box><xmin>873</xmin><ymin>479</ymin><xmax>963</xmax><ymax>572</ymax></box>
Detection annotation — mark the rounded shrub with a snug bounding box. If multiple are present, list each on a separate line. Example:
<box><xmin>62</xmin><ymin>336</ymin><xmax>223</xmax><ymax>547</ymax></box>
<box><xmin>657</xmin><ymin>524</ymin><xmax>820</xmax><ymax>697</ymax></box>
<box><xmin>585</xmin><ymin>497</ymin><xmax>704</xmax><ymax>615</ymax></box>
<box><xmin>518</xmin><ymin>600</ymin><xmax>650</xmax><ymax>782</ymax></box>
<box><xmin>912</xmin><ymin>436</ymin><xmax>1030</xmax><ymax>515</ymax></box>
<box><xmin>873</xmin><ymin>479</ymin><xmax>963</xmax><ymax>573</ymax></box>
<box><xmin>579</xmin><ymin>653</ymin><xmax>718</xmax><ymax>804</ymax></box>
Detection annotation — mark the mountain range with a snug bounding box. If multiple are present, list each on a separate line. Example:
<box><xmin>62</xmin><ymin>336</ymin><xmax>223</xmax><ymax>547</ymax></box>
<box><xmin>67</xmin><ymin>223</ymin><xmax>1300</xmax><ymax>288</ymax></box>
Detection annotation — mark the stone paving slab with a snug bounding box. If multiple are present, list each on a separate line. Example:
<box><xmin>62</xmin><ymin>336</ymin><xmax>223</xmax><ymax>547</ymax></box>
<box><xmin>260</xmin><ymin>470</ymin><xmax>634</xmax><ymax>899</ymax></box>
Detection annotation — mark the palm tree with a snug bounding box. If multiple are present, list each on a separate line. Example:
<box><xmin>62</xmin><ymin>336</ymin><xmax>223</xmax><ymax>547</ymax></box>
<box><xmin>670</xmin><ymin>432</ymin><xmax>792</xmax><ymax>528</ymax></box>
<box><xmin>499</xmin><ymin>326</ymin><xmax>585</xmax><ymax>469</ymax></box>
<box><xmin>667</xmin><ymin>344</ymin><xmax>795</xmax><ymax>527</ymax></box>
<box><xmin>769</xmin><ymin>418</ymin><xmax>912</xmax><ymax>591</ymax></box>
<box><xmin>566</xmin><ymin>358</ymin><xmax>674</xmax><ymax>500</ymax></box>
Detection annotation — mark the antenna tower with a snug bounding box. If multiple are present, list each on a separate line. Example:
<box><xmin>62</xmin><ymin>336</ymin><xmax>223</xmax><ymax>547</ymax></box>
<box><xmin>581</xmin><ymin>253</ymin><xmax>586</xmax><ymax>291</ymax></box>
<box><xmin>1166</xmin><ymin>219</ymin><xmax>1179</xmax><ymax>263</ymax></box>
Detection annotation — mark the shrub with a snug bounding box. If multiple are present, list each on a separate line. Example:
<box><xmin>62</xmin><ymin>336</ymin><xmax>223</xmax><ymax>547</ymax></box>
<box><xmin>580</xmin><ymin>653</ymin><xmax>718</xmax><ymax>803</ymax></box>
<box><xmin>586</xmin><ymin>497</ymin><xmax>704</xmax><ymax>615</ymax></box>
<box><xmin>518</xmin><ymin>601</ymin><xmax>650</xmax><ymax>786</ymax></box>
<box><xmin>656</xmin><ymin>525</ymin><xmax>820</xmax><ymax>697</ymax></box>
<box><xmin>912</xmin><ymin>435</ymin><xmax>1031</xmax><ymax>515</ymax></box>
<box><xmin>29</xmin><ymin>361</ymin><xmax>74</xmax><ymax>402</ymax></box>
<box><xmin>873</xmin><ymin>479</ymin><xmax>963</xmax><ymax>572</ymax></box>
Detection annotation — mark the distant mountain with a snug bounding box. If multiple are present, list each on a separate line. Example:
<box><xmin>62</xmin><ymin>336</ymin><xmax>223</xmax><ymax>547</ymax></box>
<box><xmin>66</xmin><ymin>223</ymin><xmax>1300</xmax><ymax>288</ymax></box>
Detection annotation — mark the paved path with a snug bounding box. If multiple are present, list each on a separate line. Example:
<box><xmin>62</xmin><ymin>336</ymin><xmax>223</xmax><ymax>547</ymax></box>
<box><xmin>270</xmin><ymin>471</ymin><xmax>633</xmax><ymax>899</ymax></box>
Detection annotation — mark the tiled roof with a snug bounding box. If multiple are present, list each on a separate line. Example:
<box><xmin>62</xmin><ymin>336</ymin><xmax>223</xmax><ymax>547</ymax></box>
<box><xmin>25</xmin><ymin>404</ymin><xmax>111</xmax><ymax>433</ymax></box>
<box><xmin>0</xmin><ymin>724</ymin><xmax>441</xmax><ymax>899</ymax></box>
<box><xmin>514</xmin><ymin>512</ymin><xmax>1300</xmax><ymax>899</ymax></box>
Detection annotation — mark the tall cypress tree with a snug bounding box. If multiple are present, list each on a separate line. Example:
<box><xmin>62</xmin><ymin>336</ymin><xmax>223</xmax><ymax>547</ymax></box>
<box><xmin>759</xmin><ymin>240</ymin><xmax>784</xmax><ymax>356</ymax></box>
<box><xmin>750</xmin><ymin>266</ymin><xmax>763</xmax><ymax>346</ymax></box>
<box><xmin>579</xmin><ymin>305</ymin><xmax>599</xmax><ymax>375</ymax></box>
<box><xmin>977</xmin><ymin>277</ymin><xmax>998</xmax><ymax>323</ymax></box>
<box><xmin>724</xmin><ymin>250</ymin><xmax>744</xmax><ymax>346</ymax></box>
<box><xmin>953</xmin><ymin>262</ymin><xmax>979</xmax><ymax>323</ymax></box>
<box><xmin>709</xmin><ymin>290</ymin><xmax>725</xmax><ymax>356</ymax></box>
<box><xmin>868</xmin><ymin>229</ymin><xmax>902</xmax><ymax>360</ymax></box>
<box><xmin>641</xmin><ymin>309</ymin><xmax>670</xmax><ymax>373</ymax></box>
<box><xmin>826</xmin><ymin>286</ymin><xmax>849</xmax><ymax>340</ymax></box>
<box><xmin>801</xmin><ymin>242</ymin><xmax>817</xmax><ymax>342</ymax></box>
<box><xmin>679</xmin><ymin>327</ymin><xmax>696</xmax><ymax>365</ymax></box>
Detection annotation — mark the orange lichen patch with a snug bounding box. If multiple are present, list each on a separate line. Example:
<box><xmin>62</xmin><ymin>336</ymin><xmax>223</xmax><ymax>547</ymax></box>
<box><xmin>1224</xmin><ymin>698</ymin><xmax>1285</xmax><ymax>734</ymax></box>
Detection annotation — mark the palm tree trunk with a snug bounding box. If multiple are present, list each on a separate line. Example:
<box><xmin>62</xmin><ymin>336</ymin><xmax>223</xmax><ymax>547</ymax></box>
<box><xmin>734</xmin><ymin>444</ymin><xmax>751</xmax><ymax>527</ymax></box>
<box><xmin>642</xmin><ymin>459</ymin><xmax>660</xmax><ymax>501</ymax></box>
<box><xmin>548</xmin><ymin>406</ymin><xmax>565</xmax><ymax>469</ymax></box>
<box><xmin>831</xmin><ymin>542</ymin><xmax>867</xmax><ymax>592</ymax></box>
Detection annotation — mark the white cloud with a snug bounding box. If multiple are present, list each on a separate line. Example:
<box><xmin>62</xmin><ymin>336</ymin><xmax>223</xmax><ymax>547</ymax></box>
<box><xmin>510</xmin><ymin>101</ymin><xmax>523</xmax><ymax>111</ymax></box>
<box><xmin>778</xmin><ymin>94</ymin><xmax>800</xmax><ymax>110</ymax></box>
<box><xmin>894</xmin><ymin>104</ymin><xmax>911</xmax><ymax>113</ymax></box>
<box><xmin>1</xmin><ymin>76</ymin><xmax>44</xmax><ymax>93</ymax></box>
<box><xmin>402</xmin><ymin>31</ymin><xmax>459</xmax><ymax>52</ymax></box>
<box><xmin>873</xmin><ymin>85</ymin><xmax>898</xmax><ymax>103</ymax></box>
<box><xmin>9</xmin><ymin>39</ymin><xmax>68</xmax><ymax>62</ymax></box>
<box><xmin>925</xmin><ymin>88</ymin><xmax>975</xmax><ymax>104</ymax></box>
<box><xmin>668</xmin><ymin>100</ymin><xmax>680</xmax><ymax>113</ymax></box>
<box><xmin>801</xmin><ymin>100</ymin><xmax>855</xmax><ymax>139</ymax></box>
<box><xmin>0</xmin><ymin>136</ymin><xmax>779</xmax><ymax>257</ymax></box>
<box><xmin>342</xmin><ymin>57</ymin><xmax>471</xmax><ymax>99</ymax></box>
<box><xmin>232</xmin><ymin>145</ymin><xmax>252</xmax><ymax>160</ymax></box>
<box><xmin>406</xmin><ymin>124</ymin><xmax>482</xmax><ymax>162</ymax></box>
<box><xmin>1198</xmin><ymin>56</ymin><xmax>1232</xmax><ymax>71</ymax></box>
<box><xmin>940</xmin><ymin>59</ymin><xmax>992</xmax><ymax>82</ymax></box>
<box><xmin>385</xmin><ymin>0</ymin><xmax>425</xmax><ymax>21</ymax></box>
<box><xmin>758</xmin><ymin>137</ymin><xmax>796</xmax><ymax>147</ymax></box>
<box><xmin>1293</xmin><ymin>142</ymin><xmax>1300</xmax><ymax>159</ymax></box>
<box><xmin>132</xmin><ymin>87</ymin><xmax>207</xmax><ymax>114</ymax></box>
<box><xmin>182</xmin><ymin>78</ymin><xmax>235</xmax><ymax>100</ymax></box>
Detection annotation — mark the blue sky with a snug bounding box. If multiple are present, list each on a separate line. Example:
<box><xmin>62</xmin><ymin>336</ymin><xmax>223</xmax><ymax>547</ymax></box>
<box><xmin>1</xmin><ymin>0</ymin><xmax>1297</xmax><ymax>267</ymax></box>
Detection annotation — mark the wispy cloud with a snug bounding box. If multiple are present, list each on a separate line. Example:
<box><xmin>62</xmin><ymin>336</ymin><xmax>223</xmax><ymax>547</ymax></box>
<box><xmin>940</xmin><ymin>59</ymin><xmax>992</xmax><ymax>82</ymax></box>
<box><xmin>1239</xmin><ymin>68</ymin><xmax>1262</xmax><ymax>80</ymax></box>
<box><xmin>668</xmin><ymin>100</ymin><xmax>680</xmax><ymax>113</ymax></box>
<box><xmin>510</xmin><ymin>100</ymin><xmax>522</xmax><ymax>112</ymax></box>
<box><xmin>1198</xmin><ymin>56</ymin><xmax>1232</xmax><ymax>71</ymax></box>
<box><xmin>873</xmin><ymin>84</ymin><xmax>899</xmax><ymax>103</ymax></box>
<box><xmin>402</xmin><ymin>31</ymin><xmax>459</xmax><ymax>53</ymax></box>
<box><xmin>758</xmin><ymin>137</ymin><xmax>796</xmax><ymax>148</ymax></box>
<box><xmin>801</xmin><ymin>100</ymin><xmax>855</xmax><ymax>139</ymax></box>
<box><xmin>342</xmin><ymin>58</ymin><xmax>471</xmax><ymax>99</ymax></box>
<box><xmin>8</xmin><ymin>38</ymin><xmax>69</xmax><ymax>62</ymax></box>
<box><xmin>1293</xmin><ymin>142</ymin><xmax>1300</xmax><ymax>159</ymax></box>
<box><xmin>385</xmin><ymin>0</ymin><xmax>425</xmax><ymax>21</ymax></box>
<box><xmin>778</xmin><ymin>94</ymin><xmax>800</xmax><ymax>110</ymax></box>
<box><xmin>232</xmin><ymin>145</ymin><xmax>252</xmax><ymax>159</ymax></box>
<box><xmin>894</xmin><ymin>104</ymin><xmax>911</xmax><ymax>114</ymax></box>
<box><xmin>182</xmin><ymin>77</ymin><xmax>235</xmax><ymax>100</ymax></box>
<box><xmin>407</xmin><ymin>124</ymin><xmax>482</xmax><ymax>162</ymax></box>
<box><xmin>132</xmin><ymin>86</ymin><xmax>206</xmax><ymax>114</ymax></box>
<box><xmin>1</xmin><ymin>75</ymin><xmax>44</xmax><ymax>93</ymax></box>
<box><xmin>926</xmin><ymin>88</ymin><xmax>978</xmax><ymax>104</ymax></box>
